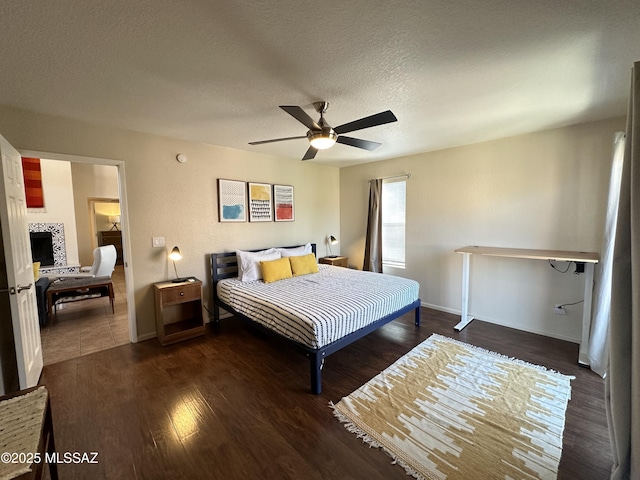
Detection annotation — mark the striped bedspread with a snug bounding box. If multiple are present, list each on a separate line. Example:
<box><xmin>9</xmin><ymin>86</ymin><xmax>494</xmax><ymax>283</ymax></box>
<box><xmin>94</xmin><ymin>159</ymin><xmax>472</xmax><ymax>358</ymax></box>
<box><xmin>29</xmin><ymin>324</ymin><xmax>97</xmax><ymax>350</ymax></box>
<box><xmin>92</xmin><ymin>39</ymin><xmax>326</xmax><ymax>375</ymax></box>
<box><xmin>217</xmin><ymin>265</ymin><xmax>420</xmax><ymax>349</ymax></box>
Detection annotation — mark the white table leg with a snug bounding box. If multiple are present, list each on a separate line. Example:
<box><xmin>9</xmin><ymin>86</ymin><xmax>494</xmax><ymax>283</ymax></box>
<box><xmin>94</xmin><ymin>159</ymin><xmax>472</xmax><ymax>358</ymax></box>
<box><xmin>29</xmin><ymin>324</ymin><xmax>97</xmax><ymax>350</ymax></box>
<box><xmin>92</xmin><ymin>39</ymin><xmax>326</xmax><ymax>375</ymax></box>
<box><xmin>454</xmin><ymin>252</ymin><xmax>475</xmax><ymax>331</ymax></box>
<box><xmin>578</xmin><ymin>263</ymin><xmax>595</xmax><ymax>366</ymax></box>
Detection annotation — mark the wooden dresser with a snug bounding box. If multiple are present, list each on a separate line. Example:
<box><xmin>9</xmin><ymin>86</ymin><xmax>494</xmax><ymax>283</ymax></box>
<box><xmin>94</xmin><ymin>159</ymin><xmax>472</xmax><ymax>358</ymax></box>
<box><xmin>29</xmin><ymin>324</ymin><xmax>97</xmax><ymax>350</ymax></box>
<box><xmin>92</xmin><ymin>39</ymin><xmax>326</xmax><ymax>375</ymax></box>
<box><xmin>98</xmin><ymin>230</ymin><xmax>123</xmax><ymax>264</ymax></box>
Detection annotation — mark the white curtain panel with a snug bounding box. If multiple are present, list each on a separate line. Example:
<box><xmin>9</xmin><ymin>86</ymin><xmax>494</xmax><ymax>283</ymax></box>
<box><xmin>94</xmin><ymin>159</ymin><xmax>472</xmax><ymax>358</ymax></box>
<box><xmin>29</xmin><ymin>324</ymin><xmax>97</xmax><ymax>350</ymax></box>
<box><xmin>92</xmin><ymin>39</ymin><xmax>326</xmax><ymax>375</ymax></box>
<box><xmin>588</xmin><ymin>132</ymin><xmax>625</xmax><ymax>376</ymax></box>
<box><xmin>607</xmin><ymin>61</ymin><xmax>640</xmax><ymax>480</ymax></box>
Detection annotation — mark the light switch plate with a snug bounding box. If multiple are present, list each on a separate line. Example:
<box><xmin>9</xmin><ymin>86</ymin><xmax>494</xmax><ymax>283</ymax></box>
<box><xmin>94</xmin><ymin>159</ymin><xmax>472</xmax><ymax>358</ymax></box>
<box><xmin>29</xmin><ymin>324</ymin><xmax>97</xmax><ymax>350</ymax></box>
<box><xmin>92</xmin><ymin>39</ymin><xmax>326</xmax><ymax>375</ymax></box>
<box><xmin>152</xmin><ymin>236</ymin><xmax>165</xmax><ymax>247</ymax></box>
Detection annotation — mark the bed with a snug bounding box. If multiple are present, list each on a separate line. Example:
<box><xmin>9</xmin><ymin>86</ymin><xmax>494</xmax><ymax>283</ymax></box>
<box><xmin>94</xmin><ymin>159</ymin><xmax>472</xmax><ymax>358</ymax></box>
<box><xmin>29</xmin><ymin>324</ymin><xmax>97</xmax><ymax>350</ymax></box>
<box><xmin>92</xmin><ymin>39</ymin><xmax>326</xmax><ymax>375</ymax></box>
<box><xmin>210</xmin><ymin>244</ymin><xmax>421</xmax><ymax>394</ymax></box>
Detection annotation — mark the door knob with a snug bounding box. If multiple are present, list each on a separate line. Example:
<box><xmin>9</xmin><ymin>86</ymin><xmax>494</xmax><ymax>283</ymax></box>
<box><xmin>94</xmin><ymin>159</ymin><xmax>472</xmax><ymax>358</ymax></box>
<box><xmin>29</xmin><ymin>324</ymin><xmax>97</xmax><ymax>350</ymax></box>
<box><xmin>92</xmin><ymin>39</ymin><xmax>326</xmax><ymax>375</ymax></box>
<box><xmin>17</xmin><ymin>283</ymin><xmax>33</xmax><ymax>293</ymax></box>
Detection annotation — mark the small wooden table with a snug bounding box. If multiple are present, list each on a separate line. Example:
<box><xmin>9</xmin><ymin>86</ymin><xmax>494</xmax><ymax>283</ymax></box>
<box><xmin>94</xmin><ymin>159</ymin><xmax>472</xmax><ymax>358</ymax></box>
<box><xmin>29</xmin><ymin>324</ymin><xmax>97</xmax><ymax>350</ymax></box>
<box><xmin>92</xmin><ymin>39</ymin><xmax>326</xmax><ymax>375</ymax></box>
<box><xmin>46</xmin><ymin>276</ymin><xmax>114</xmax><ymax>319</ymax></box>
<box><xmin>0</xmin><ymin>386</ymin><xmax>58</xmax><ymax>480</ymax></box>
<box><xmin>454</xmin><ymin>246</ymin><xmax>599</xmax><ymax>365</ymax></box>
<box><xmin>319</xmin><ymin>256</ymin><xmax>348</xmax><ymax>267</ymax></box>
<box><xmin>154</xmin><ymin>278</ymin><xmax>205</xmax><ymax>346</ymax></box>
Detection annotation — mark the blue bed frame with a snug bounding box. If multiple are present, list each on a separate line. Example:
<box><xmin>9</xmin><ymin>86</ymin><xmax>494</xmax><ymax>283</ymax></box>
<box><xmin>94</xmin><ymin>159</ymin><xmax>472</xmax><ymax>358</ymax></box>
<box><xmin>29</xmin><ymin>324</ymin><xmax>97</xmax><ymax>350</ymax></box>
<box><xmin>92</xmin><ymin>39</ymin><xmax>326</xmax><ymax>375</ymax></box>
<box><xmin>210</xmin><ymin>244</ymin><xmax>421</xmax><ymax>394</ymax></box>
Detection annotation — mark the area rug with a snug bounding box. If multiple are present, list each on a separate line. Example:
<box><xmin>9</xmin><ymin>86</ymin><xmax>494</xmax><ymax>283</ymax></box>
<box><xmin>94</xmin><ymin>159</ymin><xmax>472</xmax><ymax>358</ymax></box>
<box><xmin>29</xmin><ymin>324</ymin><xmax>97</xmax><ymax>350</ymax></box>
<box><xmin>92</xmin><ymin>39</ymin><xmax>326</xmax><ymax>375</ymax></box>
<box><xmin>331</xmin><ymin>334</ymin><xmax>573</xmax><ymax>480</ymax></box>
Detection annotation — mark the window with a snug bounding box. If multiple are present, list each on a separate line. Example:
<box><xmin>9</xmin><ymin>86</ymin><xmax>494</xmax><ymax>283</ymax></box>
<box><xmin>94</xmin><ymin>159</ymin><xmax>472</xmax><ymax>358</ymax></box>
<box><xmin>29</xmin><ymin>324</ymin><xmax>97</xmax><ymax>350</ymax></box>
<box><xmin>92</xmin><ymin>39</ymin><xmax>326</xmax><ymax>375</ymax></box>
<box><xmin>382</xmin><ymin>178</ymin><xmax>406</xmax><ymax>268</ymax></box>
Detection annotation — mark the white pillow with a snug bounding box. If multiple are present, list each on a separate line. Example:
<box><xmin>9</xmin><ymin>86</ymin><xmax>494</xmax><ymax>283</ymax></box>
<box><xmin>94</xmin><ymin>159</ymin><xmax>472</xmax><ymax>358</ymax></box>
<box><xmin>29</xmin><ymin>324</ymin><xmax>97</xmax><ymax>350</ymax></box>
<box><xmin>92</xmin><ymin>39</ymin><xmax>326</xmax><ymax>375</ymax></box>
<box><xmin>236</xmin><ymin>248</ymin><xmax>280</xmax><ymax>282</ymax></box>
<box><xmin>277</xmin><ymin>243</ymin><xmax>312</xmax><ymax>258</ymax></box>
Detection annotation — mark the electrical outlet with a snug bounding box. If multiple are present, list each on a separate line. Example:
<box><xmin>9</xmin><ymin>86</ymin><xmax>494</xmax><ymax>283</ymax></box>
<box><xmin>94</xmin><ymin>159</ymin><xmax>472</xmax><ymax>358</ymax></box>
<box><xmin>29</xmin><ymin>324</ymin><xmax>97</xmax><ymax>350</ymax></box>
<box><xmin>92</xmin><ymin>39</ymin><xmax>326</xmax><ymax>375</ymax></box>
<box><xmin>554</xmin><ymin>305</ymin><xmax>566</xmax><ymax>315</ymax></box>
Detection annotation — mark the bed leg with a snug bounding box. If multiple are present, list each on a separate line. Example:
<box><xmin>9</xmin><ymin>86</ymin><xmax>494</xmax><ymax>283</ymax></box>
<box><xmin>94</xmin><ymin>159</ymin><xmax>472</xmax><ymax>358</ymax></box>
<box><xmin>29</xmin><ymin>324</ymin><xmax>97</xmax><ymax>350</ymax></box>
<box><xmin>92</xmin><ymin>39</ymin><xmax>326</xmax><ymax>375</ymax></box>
<box><xmin>310</xmin><ymin>352</ymin><xmax>323</xmax><ymax>394</ymax></box>
<box><xmin>213</xmin><ymin>303</ymin><xmax>220</xmax><ymax>325</ymax></box>
<box><xmin>415</xmin><ymin>305</ymin><xmax>421</xmax><ymax>327</ymax></box>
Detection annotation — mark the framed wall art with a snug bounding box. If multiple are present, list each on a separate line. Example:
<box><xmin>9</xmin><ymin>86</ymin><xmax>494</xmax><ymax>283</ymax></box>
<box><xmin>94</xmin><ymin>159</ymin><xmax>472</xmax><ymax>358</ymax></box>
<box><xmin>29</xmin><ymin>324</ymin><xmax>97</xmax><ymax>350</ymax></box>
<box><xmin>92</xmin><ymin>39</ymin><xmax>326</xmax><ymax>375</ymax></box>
<box><xmin>273</xmin><ymin>184</ymin><xmax>294</xmax><ymax>222</ymax></box>
<box><xmin>248</xmin><ymin>182</ymin><xmax>273</xmax><ymax>222</ymax></box>
<box><xmin>22</xmin><ymin>157</ymin><xmax>45</xmax><ymax>209</ymax></box>
<box><xmin>217</xmin><ymin>179</ymin><xmax>247</xmax><ymax>222</ymax></box>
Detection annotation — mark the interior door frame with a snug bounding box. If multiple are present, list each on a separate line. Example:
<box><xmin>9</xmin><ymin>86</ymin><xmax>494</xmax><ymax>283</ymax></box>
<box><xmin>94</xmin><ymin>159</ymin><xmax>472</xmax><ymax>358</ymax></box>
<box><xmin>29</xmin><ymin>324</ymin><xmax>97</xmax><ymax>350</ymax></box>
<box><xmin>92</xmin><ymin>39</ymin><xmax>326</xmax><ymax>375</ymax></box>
<box><xmin>19</xmin><ymin>149</ymin><xmax>137</xmax><ymax>342</ymax></box>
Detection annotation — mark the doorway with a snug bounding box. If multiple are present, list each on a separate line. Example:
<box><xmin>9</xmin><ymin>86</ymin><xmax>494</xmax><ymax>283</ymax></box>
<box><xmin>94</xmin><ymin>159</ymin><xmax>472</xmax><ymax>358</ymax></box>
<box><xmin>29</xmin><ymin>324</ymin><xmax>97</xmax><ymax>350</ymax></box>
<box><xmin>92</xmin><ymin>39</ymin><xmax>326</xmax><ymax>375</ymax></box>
<box><xmin>88</xmin><ymin>198</ymin><xmax>123</xmax><ymax>264</ymax></box>
<box><xmin>19</xmin><ymin>149</ymin><xmax>136</xmax><ymax>365</ymax></box>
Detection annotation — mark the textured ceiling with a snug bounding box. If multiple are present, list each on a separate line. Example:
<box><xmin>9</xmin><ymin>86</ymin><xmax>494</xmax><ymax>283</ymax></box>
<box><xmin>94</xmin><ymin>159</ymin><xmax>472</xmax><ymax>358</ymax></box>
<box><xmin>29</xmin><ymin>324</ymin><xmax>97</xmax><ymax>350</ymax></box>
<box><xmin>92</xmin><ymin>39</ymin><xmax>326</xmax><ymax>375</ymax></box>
<box><xmin>1</xmin><ymin>1</ymin><xmax>639</xmax><ymax>167</ymax></box>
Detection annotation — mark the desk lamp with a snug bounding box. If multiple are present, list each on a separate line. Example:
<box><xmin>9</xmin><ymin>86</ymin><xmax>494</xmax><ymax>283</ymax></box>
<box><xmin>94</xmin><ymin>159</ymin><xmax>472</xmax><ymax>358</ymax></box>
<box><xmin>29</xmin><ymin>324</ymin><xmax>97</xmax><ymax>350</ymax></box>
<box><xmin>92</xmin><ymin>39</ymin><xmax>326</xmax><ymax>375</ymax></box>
<box><xmin>168</xmin><ymin>246</ymin><xmax>188</xmax><ymax>283</ymax></box>
<box><xmin>327</xmin><ymin>235</ymin><xmax>338</xmax><ymax>257</ymax></box>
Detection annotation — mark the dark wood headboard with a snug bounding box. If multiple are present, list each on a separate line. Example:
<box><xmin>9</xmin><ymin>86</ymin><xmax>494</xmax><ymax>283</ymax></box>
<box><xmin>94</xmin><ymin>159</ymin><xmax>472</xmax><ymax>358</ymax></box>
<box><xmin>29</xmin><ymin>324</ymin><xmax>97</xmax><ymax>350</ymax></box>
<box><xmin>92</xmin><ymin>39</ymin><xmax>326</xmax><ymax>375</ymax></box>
<box><xmin>210</xmin><ymin>243</ymin><xmax>317</xmax><ymax>284</ymax></box>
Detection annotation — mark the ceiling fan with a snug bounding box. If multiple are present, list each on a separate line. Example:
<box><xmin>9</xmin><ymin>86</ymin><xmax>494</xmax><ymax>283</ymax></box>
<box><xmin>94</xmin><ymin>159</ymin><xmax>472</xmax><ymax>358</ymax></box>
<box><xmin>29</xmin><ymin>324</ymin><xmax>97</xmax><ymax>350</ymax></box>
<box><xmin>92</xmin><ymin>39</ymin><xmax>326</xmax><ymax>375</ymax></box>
<box><xmin>249</xmin><ymin>101</ymin><xmax>397</xmax><ymax>161</ymax></box>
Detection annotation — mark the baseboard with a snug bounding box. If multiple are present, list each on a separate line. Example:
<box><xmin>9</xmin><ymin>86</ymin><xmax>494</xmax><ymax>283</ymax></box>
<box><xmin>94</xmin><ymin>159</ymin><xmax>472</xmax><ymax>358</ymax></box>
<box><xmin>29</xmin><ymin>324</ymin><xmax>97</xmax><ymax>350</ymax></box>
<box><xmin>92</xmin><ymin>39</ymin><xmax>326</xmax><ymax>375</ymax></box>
<box><xmin>421</xmin><ymin>302</ymin><xmax>461</xmax><ymax>316</ymax></box>
<box><xmin>420</xmin><ymin>302</ymin><xmax>580</xmax><ymax>344</ymax></box>
<box><xmin>203</xmin><ymin>311</ymin><xmax>232</xmax><ymax>324</ymax></box>
<box><xmin>135</xmin><ymin>332</ymin><xmax>157</xmax><ymax>342</ymax></box>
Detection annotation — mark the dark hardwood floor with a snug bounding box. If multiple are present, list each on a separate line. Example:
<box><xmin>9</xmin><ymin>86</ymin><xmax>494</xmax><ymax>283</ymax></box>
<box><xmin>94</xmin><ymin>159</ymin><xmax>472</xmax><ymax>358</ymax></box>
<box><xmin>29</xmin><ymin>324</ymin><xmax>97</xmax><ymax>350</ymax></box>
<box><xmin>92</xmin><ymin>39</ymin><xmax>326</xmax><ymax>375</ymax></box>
<box><xmin>39</xmin><ymin>308</ymin><xmax>611</xmax><ymax>479</ymax></box>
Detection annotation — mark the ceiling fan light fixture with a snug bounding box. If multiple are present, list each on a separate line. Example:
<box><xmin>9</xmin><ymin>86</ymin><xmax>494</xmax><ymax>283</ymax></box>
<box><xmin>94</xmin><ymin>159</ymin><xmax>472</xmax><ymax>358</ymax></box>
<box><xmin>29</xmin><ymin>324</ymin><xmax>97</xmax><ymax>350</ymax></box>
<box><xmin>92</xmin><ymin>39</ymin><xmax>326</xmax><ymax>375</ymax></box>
<box><xmin>249</xmin><ymin>102</ymin><xmax>396</xmax><ymax>160</ymax></box>
<box><xmin>307</xmin><ymin>129</ymin><xmax>337</xmax><ymax>150</ymax></box>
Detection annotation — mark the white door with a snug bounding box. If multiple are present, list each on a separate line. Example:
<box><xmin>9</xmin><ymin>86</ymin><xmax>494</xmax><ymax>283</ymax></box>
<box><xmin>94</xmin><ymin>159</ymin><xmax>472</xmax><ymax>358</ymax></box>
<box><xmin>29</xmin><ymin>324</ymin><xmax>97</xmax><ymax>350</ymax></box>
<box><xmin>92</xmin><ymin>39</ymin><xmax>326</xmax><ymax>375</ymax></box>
<box><xmin>0</xmin><ymin>134</ymin><xmax>43</xmax><ymax>394</ymax></box>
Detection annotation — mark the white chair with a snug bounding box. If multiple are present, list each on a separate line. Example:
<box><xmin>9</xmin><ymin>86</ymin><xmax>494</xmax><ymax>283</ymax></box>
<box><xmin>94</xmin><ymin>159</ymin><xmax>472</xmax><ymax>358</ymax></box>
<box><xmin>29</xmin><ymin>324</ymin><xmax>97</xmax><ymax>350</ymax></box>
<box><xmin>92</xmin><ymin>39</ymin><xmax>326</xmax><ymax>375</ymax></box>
<box><xmin>79</xmin><ymin>245</ymin><xmax>117</xmax><ymax>277</ymax></box>
<box><xmin>49</xmin><ymin>245</ymin><xmax>117</xmax><ymax>280</ymax></box>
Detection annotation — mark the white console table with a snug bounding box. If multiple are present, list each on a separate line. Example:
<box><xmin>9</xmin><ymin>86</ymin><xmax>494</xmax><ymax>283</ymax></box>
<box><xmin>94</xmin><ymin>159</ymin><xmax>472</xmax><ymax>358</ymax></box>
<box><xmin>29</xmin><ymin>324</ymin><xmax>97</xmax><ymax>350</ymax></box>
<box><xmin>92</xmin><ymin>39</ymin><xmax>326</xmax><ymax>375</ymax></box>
<box><xmin>454</xmin><ymin>246</ymin><xmax>599</xmax><ymax>365</ymax></box>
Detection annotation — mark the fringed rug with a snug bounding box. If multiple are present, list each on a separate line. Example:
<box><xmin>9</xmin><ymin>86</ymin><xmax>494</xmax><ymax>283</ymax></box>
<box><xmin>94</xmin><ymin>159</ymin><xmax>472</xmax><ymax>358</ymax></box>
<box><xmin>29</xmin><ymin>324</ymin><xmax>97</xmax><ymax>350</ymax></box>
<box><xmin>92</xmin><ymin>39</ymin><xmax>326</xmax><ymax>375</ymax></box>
<box><xmin>332</xmin><ymin>334</ymin><xmax>573</xmax><ymax>480</ymax></box>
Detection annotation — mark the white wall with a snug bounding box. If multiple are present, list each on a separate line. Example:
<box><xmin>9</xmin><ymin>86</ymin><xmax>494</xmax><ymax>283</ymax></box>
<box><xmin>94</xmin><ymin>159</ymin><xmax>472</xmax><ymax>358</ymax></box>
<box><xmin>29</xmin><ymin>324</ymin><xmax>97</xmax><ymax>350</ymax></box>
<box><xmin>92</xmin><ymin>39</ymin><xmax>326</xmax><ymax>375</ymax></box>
<box><xmin>94</xmin><ymin>202</ymin><xmax>120</xmax><ymax>232</ymax></box>
<box><xmin>71</xmin><ymin>163</ymin><xmax>119</xmax><ymax>265</ymax></box>
<box><xmin>0</xmin><ymin>105</ymin><xmax>340</xmax><ymax>340</ymax></box>
<box><xmin>340</xmin><ymin>117</ymin><xmax>626</xmax><ymax>342</ymax></box>
<box><xmin>26</xmin><ymin>159</ymin><xmax>80</xmax><ymax>266</ymax></box>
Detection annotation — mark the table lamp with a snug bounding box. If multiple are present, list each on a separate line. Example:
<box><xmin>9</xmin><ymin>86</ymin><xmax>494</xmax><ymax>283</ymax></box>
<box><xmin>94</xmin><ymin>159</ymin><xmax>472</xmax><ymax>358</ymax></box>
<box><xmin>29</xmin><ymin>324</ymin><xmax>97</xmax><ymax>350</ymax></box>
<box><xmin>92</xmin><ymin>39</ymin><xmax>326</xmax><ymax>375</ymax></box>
<box><xmin>168</xmin><ymin>246</ymin><xmax>188</xmax><ymax>283</ymax></box>
<box><xmin>327</xmin><ymin>235</ymin><xmax>338</xmax><ymax>257</ymax></box>
<box><xmin>108</xmin><ymin>215</ymin><xmax>120</xmax><ymax>231</ymax></box>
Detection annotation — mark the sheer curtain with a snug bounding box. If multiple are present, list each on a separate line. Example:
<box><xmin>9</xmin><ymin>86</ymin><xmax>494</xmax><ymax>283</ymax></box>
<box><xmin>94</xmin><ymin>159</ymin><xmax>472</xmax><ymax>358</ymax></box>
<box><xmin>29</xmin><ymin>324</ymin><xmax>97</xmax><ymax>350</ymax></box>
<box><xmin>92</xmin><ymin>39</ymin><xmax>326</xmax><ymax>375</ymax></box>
<box><xmin>363</xmin><ymin>179</ymin><xmax>383</xmax><ymax>272</ymax></box>
<box><xmin>588</xmin><ymin>132</ymin><xmax>625</xmax><ymax>376</ymax></box>
<box><xmin>607</xmin><ymin>61</ymin><xmax>640</xmax><ymax>480</ymax></box>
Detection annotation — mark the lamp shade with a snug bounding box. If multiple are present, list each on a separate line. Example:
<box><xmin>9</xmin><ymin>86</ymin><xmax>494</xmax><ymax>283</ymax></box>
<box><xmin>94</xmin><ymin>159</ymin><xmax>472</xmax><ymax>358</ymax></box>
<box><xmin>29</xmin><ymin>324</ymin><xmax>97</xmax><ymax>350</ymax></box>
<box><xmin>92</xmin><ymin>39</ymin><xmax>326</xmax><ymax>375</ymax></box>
<box><xmin>108</xmin><ymin>215</ymin><xmax>120</xmax><ymax>223</ymax></box>
<box><xmin>168</xmin><ymin>246</ymin><xmax>182</xmax><ymax>261</ymax></box>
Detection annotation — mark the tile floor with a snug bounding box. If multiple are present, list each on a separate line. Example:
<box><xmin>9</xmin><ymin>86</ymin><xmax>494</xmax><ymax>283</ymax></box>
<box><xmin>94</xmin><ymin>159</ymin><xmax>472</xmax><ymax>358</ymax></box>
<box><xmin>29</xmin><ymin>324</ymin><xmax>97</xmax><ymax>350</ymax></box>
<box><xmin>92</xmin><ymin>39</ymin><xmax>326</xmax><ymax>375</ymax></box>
<box><xmin>40</xmin><ymin>265</ymin><xmax>130</xmax><ymax>365</ymax></box>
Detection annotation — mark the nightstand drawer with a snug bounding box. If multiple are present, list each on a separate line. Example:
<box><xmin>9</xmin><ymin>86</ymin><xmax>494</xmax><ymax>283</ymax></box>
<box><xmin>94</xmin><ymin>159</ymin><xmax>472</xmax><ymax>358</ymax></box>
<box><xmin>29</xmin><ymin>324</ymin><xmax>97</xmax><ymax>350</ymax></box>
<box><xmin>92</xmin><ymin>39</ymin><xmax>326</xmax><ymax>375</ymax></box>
<box><xmin>161</xmin><ymin>283</ymin><xmax>201</xmax><ymax>305</ymax></box>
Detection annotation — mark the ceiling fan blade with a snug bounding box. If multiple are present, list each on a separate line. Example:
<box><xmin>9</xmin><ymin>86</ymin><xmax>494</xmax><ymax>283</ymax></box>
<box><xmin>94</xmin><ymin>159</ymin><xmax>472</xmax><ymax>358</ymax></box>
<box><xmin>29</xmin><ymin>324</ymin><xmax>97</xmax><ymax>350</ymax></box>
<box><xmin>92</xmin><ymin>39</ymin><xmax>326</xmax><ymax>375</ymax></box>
<box><xmin>336</xmin><ymin>136</ymin><xmax>381</xmax><ymax>151</ymax></box>
<box><xmin>302</xmin><ymin>146</ymin><xmax>318</xmax><ymax>161</ymax></box>
<box><xmin>249</xmin><ymin>135</ymin><xmax>306</xmax><ymax>145</ymax></box>
<box><xmin>333</xmin><ymin>110</ymin><xmax>397</xmax><ymax>135</ymax></box>
<box><xmin>280</xmin><ymin>106</ymin><xmax>320</xmax><ymax>130</ymax></box>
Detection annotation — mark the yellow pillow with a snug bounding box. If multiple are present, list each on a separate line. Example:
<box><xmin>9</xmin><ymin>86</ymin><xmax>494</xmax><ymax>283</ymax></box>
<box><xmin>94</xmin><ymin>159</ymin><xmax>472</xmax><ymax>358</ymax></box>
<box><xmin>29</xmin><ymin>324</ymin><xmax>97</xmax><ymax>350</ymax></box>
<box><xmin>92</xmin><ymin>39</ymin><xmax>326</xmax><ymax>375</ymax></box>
<box><xmin>289</xmin><ymin>254</ymin><xmax>319</xmax><ymax>276</ymax></box>
<box><xmin>260</xmin><ymin>257</ymin><xmax>293</xmax><ymax>283</ymax></box>
<box><xmin>32</xmin><ymin>262</ymin><xmax>41</xmax><ymax>280</ymax></box>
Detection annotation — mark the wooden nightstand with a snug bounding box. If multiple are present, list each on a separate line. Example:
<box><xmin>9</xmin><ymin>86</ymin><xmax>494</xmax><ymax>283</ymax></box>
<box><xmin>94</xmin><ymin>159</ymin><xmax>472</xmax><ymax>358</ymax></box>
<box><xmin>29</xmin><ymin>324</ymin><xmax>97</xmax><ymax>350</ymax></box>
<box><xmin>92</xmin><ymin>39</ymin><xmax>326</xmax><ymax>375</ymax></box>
<box><xmin>319</xmin><ymin>256</ymin><xmax>349</xmax><ymax>267</ymax></box>
<box><xmin>154</xmin><ymin>278</ymin><xmax>205</xmax><ymax>346</ymax></box>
